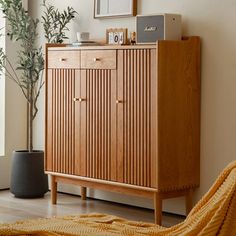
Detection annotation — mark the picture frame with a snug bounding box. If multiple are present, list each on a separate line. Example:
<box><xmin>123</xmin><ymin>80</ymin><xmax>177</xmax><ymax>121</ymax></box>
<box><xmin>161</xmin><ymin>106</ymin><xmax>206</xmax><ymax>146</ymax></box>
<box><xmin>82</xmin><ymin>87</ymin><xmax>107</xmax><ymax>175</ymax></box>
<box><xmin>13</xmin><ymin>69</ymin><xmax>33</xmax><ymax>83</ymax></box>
<box><xmin>94</xmin><ymin>0</ymin><xmax>137</xmax><ymax>19</ymax></box>
<box><xmin>106</xmin><ymin>28</ymin><xmax>128</xmax><ymax>45</ymax></box>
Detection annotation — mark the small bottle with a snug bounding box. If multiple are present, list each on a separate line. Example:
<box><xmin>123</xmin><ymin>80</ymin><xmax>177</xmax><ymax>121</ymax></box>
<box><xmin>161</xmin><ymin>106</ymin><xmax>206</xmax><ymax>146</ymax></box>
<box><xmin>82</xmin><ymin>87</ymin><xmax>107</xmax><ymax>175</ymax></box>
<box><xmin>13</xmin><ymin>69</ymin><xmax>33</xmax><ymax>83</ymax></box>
<box><xmin>130</xmin><ymin>31</ymin><xmax>136</xmax><ymax>45</ymax></box>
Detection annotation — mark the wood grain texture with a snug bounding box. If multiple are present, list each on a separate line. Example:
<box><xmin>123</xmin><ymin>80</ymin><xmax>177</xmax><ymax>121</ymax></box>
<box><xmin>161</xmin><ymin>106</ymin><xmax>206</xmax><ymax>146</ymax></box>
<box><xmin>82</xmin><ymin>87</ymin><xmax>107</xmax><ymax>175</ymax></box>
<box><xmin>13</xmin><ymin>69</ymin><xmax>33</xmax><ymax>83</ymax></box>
<box><xmin>157</xmin><ymin>36</ymin><xmax>201</xmax><ymax>192</ymax></box>
<box><xmin>132</xmin><ymin>0</ymin><xmax>137</xmax><ymax>16</ymax></box>
<box><xmin>117</xmin><ymin>51</ymin><xmax>124</xmax><ymax>183</ymax></box>
<box><xmin>51</xmin><ymin>175</ymin><xmax>57</xmax><ymax>205</ymax></box>
<box><xmin>48</xmin><ymin>44</ymin><xmax>156</xmax><ymax>51</ymax></box>
<box><xmin>48</xmin><ymin>50</ymin><xmax>81</xmax><ymax>69</ymax></box>
<box><xmin>80</xmin><ymin>69</ymin><xmax>116</xmax><ymax>181</ymax></box>
<box><xmin>46</xmin><ymin>69</ymin><xmax>78</xmax><ymax>175</ymax></box>
<box><xmin>81</xmin><ymin>50</ymin><xmax>116</xmax><ymax>69</ymax></box>
<box><xmin>47</xmin><ymin>173</ymin><xmax>157</xmax><ymax>198</ymax></box>
<box><xmin>154</xmin><ymin>193</ymin><xmax>162</xmax><ymax>225</ymax></box>
<box><xmin>81</xmin><ymin>187</ymin><xmax>87</xmax><ymax>200</ymax></box>
<box><xmin>116</xmin><ymin>49</ymin><xmax>154</xmax><ymax>187</ymax></box>
<box><xmin>150</xmin><ymin>49</ymin><xmax>158</xmax><ymax>188</ymax></box>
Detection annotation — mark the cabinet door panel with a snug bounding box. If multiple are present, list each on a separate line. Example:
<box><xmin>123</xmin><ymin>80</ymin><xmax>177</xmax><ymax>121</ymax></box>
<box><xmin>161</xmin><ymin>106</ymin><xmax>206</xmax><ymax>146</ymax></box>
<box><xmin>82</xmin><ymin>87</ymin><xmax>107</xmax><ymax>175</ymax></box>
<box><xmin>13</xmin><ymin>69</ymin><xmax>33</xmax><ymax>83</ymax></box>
<box><xmin>117</xmin><ymin>49</ymin><xmax>157</xmax><ymax>188</ymax></box>
<box><xmin>46</xmin><ymin>69</ymin><xmax>79</xmax><ymax>175</ymax></box>
<box><xmin>79</xmin><ymin>69</ymin><xmax>117</xmax><ymax>181</ymax></box>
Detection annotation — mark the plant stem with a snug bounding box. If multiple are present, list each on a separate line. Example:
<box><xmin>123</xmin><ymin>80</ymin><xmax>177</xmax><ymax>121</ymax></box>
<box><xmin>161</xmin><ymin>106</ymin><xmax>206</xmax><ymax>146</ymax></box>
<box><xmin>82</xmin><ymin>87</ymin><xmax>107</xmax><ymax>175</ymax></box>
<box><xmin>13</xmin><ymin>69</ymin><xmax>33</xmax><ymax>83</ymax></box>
<box><xmin>29</xmin><ymin>71</ymin><xmax>33</xmax><ymax>152</ymax></box>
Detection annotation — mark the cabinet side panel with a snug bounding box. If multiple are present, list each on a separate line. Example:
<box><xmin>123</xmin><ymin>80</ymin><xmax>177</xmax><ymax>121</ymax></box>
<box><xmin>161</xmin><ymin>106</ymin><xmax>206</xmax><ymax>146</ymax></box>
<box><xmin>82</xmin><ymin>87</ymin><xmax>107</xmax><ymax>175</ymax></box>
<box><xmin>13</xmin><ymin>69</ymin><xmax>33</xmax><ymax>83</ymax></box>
<box><xmin>157</xmin><ymin>37</ymin><xmax>201</xmax><ymax>191</ymax></box>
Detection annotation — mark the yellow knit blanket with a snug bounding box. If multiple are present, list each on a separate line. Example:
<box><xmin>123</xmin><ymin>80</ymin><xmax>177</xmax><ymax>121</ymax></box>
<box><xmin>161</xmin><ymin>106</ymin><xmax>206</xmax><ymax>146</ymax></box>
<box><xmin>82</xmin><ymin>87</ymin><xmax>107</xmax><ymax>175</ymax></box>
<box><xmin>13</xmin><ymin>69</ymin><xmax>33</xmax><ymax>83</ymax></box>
<box><xmin>0</xmin><ymin>161</ymin><xmax>235</xmax><ymax>236</ymax></box>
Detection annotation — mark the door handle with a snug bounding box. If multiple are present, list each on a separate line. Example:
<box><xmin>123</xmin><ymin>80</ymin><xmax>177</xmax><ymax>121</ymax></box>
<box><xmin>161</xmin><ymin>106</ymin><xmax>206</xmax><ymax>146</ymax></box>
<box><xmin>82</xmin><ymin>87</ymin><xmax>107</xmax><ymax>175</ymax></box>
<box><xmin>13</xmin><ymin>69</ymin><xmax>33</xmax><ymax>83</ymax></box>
<box><xmin>73</xmin><ymin>98</ymin><xmax>86</xmax><ymax>102</ymax></box>
<box><xmin>116</xmin><ymin>100</ymin><xmax>123</xmax><ymax>104</ymax></box>
<box><xmin>93</xmin><ymin>57</ymin><xmax>101</xmax><ymax>62</ymax></box>
<box><xmin>59</xmin><ymin>58</ymin><xmax>67</xmax><ymax>62</ymax></box>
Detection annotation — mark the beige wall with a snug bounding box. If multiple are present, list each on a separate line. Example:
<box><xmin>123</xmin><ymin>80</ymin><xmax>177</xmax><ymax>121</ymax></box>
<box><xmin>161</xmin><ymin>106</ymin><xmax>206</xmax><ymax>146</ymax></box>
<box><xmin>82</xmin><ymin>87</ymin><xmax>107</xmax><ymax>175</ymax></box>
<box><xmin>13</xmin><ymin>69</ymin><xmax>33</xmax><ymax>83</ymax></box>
<box><xmin>0</xmin><ymin>8</ymin><xmax>27</xmax><ymax>188</ymax></box>
<box><xmin>0</xmin><ymin>41</ymin><xmax>27</xmax><ymax>188</ymax></box>
<box><xmin>0</xmin><ymin>11</ymin><xmax>5</xmax><ymax>156</ymax></box>
<box><xmin>29</xmin><ymin>0</ymin><xmax>236</xmax><ymax>214</ymax></box>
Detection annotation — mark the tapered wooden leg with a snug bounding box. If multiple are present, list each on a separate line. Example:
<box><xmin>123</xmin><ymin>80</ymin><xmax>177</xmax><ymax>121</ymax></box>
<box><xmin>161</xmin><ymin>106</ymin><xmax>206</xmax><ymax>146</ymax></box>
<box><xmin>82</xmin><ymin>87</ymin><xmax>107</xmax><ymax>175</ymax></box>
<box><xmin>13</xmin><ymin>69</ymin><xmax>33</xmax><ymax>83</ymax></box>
<box><xmin>51</xmin><ymin>175</ymin><xmax>57</xmax><ymax>205</ymax></box>
<box><xmin>185</xmin><ymin>188</ymin><xmax>193</xmax><ymax>215</ymax></box>
<box><xmin>81</xmin><ymin>187</ymin><xmax>86</xmax><ymax>200</ymax></box>
<box><xmin>154</xmin><ymin>193</ymin><xmax>162</xmax><ymax>225</ymax></box>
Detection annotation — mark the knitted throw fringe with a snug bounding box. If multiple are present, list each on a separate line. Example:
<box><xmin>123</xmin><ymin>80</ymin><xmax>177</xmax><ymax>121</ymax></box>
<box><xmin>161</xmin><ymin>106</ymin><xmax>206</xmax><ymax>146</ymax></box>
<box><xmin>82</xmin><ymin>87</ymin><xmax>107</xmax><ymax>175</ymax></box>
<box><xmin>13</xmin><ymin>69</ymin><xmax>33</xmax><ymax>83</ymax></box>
<box><xmin>0</xmin><ymin>161</ymin><xmax>235</xmax><ymax>236</ymax></box>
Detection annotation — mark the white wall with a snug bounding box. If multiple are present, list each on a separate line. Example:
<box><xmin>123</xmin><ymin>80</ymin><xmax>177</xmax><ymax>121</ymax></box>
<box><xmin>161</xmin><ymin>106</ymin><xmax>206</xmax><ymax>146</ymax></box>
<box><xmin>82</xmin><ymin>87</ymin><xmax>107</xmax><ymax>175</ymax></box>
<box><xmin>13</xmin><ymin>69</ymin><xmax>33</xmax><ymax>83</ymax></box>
<box><xmin>0</xmin><ymin>2</ymin><xmax>27</xmax><ymax>189</ymax></box>
<box><xmin>2</xmin><ymin>40</ymin><xmax>27</xmax><ymax>188</ymax></box>
<box><xmin>0</xmin><ymin>48</ymin><xmax>27</xmax><ymax>189</ymax></box>
<box><xmin>29</xmin><ymin>0</ymin><xmax>236</xmax><ymax>215</ymax></box>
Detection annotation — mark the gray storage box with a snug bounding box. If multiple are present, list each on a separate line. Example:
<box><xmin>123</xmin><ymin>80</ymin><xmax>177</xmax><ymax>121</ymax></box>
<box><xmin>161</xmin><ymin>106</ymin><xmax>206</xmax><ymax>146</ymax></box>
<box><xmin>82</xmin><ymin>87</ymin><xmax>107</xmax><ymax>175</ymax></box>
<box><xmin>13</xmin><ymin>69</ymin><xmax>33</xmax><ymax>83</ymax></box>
<box><xmin>136</xmin><ymin>14</ymin><xmax>182</xmax><ymax>44</ymax></box>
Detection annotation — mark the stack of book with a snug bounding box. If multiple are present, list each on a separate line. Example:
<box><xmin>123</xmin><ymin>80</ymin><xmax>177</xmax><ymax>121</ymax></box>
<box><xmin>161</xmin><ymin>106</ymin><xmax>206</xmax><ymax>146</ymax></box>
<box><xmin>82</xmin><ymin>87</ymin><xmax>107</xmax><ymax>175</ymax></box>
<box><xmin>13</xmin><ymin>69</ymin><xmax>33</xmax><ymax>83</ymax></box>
<box><xmin>70</xmin><ymin>40</ymin><xmax>100</xmax><ymax>47</ymax></box>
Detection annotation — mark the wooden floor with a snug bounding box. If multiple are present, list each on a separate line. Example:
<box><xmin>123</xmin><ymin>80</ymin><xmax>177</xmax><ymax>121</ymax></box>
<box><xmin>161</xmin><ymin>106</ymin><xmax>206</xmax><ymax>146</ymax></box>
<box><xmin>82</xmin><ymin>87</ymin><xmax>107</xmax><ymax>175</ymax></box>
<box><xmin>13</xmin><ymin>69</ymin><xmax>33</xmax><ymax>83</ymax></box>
<box><xmin>0</xmin><ymin>190</ymin><xmax>184</xmax><ymax>227</ymax></box>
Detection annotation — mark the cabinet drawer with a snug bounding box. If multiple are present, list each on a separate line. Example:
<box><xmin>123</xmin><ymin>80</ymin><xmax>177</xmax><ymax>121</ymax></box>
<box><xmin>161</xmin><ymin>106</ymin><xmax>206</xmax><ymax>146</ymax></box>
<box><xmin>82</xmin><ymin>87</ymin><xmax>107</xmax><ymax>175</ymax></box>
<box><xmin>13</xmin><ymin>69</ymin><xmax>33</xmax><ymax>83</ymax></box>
<box><xmin>81</xmin><ymin>50</ymin><xmax>116</xmax><ymax>69</ymax></box>
<box><xmin>48</xmin><ymin>50</ymin><xmax>80</xmax><ymax>69</ymax></box>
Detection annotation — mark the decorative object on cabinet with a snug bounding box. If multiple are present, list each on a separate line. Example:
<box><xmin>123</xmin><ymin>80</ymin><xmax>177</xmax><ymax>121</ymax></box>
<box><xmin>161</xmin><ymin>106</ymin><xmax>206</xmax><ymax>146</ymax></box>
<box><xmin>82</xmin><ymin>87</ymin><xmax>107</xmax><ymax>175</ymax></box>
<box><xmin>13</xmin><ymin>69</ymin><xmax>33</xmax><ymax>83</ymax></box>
<box><xmin>94</xmin><ymin>0</ymin><xmax>137</xmax><ymax>18</ymax></box>
<box><xmin>71</xmin><ymin>41</ymin><xmax>100</xmax><ymax>47</ymax></box>
<box><xmin>136</xmin><ymin>14</ymin><xmax>182</xmax><ymax>44</ymax></box>
<box><xmin>106</xmin><ymin>28</ymin><xmax>128</xmax><ymax>45</ymax></box>
<box><xmin>130</xmin><ymin>31</ymin><xmax>136</xmax><ymax>45</ymax></box>
<box><xmin>77</xmin><ymin>32</ymin><xmax>90</xmax><ymax>42</ymax></box>
<box><xmin>45</xmin><ymin>36</ymin><xmax>201</xmax><ymax>225</ymax></box>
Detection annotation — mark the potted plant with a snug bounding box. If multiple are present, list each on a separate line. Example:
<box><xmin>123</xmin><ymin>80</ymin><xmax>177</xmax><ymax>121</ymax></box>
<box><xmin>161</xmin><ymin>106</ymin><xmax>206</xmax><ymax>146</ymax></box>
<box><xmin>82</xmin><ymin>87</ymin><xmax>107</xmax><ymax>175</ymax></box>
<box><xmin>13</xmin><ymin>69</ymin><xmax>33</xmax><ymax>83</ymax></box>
<box><xmin>0</xmin><ymin>0</ymin><xmax>77</xmax><ymax>198</ymax></box>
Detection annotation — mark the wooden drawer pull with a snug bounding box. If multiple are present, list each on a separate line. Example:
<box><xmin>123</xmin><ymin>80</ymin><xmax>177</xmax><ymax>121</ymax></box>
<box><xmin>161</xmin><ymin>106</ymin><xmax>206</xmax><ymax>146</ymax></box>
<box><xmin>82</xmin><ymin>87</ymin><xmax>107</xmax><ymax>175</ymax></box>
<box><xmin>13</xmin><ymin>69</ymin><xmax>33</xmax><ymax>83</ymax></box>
<box><xmin>59</xmin><ymin>58</ymin><xmax>67</xmax><ymax>62</ymax></box>
<box><xmin>73</xmin><ymin>98</ymin><xmax>86</xmax><ymax>102</ymax></box>
<box><xmin>93</xmin><ymin>57</ymin><xmax>100</xmax><ymax>62</ymax></box>
<box><xmin>116</xmin><ymin>100</ymin><xmax>123</xmax><ymax>104</ymax></box>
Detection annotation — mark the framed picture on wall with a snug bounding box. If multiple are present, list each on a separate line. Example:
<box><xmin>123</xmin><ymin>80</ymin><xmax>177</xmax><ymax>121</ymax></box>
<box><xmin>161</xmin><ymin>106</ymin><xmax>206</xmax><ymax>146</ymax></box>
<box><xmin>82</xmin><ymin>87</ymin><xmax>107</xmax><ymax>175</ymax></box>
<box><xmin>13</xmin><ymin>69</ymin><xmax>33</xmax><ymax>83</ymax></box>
<box><xmin>94</xmin><ymin>0</ymin><xmax>137</xmax><ymax>18</ymax></box>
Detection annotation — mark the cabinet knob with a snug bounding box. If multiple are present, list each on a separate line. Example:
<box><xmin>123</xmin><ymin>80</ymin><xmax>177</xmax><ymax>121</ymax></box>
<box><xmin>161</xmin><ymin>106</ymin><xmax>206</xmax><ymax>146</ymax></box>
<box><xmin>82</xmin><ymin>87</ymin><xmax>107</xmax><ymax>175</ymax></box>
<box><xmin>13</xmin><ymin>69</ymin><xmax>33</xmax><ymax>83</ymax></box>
<box><xmin>73</xmin><ymin>98</ymin><xmax>86</xmax><ymax>102</ymax></box>
<box><xmin>116</xmin><ymin>100</ymin><xmax>123</xmax><ymax>104</ymax></box>
<box><xmin>59</xmin><ymin>58</ymin><xmax>67</xmax><ymax>62</ymax></box>
<box><xmin>93</xmin><ymin>57</ymin><xmax>100</xmax><ymax>62</ymax></box>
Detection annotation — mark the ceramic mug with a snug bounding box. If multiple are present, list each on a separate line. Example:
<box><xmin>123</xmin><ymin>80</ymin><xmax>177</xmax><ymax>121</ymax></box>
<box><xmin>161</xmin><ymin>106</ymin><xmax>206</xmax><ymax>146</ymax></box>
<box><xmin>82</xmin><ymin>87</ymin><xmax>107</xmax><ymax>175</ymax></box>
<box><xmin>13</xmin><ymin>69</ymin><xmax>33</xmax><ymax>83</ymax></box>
<box><xmin>77</xmin><ymin>32</ymin><xmax>90</xmax><ymax>42</ymax></box>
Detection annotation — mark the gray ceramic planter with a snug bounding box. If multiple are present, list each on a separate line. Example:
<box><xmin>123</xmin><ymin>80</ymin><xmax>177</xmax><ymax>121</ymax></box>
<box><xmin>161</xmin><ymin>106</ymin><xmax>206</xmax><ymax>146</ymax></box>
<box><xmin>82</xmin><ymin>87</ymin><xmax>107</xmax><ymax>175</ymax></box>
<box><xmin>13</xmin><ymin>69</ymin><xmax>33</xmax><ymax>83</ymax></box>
<box><xmin>10</xmin><ymin>150</ymin><xmax>48</xmax><ymax>198</ymax></box>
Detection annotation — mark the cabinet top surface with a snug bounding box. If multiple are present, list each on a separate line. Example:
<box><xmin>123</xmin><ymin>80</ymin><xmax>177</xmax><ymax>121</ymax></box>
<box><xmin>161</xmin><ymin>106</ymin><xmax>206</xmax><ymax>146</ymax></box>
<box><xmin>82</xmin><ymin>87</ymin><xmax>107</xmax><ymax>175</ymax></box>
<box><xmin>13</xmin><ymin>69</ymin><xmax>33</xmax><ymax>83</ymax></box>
<box><xmin>46</xmin><ymin>37</ymin><xmax>199</xmax><ymax>51</ymax></box>
<box><xmin>47</xmin><ymin>44</ymin><xmax>157</xmax><ymax>51</ymax></box>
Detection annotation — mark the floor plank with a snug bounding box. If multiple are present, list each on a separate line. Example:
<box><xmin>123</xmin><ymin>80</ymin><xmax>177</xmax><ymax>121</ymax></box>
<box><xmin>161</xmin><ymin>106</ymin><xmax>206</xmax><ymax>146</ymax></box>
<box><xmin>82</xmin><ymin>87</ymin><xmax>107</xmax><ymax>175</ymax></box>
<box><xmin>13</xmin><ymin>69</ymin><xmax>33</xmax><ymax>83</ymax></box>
<box><xmin>0</xmin><ymin>190</ymin><xmax>184</xmax><ymax>227</ymax></box>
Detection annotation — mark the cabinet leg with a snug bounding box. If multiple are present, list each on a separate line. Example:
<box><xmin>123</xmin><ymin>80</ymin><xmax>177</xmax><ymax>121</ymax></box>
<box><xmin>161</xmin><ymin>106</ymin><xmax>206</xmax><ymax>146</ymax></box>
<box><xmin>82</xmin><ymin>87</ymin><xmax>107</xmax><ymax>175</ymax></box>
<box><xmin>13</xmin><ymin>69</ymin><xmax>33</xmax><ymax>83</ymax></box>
<box><xmin>154</xmin><ymin>193</ymin><xmax>162</xmax><ymax>225</ymax></box>
<box><xmin>51</xmin><ymin>175</ymin><xmax>57</xmax><ymax>205</ymax></box>
<box><xmin>185</xmin><ymin>188</ymin><xmax>193</xmax><ymax>215</ymax></box>
<box><xmin>81</xmin><ymin>187</ymin><xmax>86</xmax><ymax>200</ymax></box>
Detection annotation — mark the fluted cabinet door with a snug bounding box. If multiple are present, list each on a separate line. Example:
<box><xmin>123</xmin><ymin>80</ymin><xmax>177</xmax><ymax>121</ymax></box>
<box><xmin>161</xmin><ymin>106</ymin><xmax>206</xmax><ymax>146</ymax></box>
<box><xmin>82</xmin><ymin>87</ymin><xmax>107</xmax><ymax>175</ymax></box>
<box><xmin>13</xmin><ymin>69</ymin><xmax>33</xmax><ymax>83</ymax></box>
<box><xmin>116</xmin><ymin>49</ymin><xmax>157</xmax><ymax>188</ymax></box>
<box><xmin>46</xmin><ymin>69</ymin><xmax>80</xmax><ymax>175</ymax></box>
<box><xmin>77</xmin><ymin>69</ymin><xmax>117</xmax><ymax>181</ymax></box>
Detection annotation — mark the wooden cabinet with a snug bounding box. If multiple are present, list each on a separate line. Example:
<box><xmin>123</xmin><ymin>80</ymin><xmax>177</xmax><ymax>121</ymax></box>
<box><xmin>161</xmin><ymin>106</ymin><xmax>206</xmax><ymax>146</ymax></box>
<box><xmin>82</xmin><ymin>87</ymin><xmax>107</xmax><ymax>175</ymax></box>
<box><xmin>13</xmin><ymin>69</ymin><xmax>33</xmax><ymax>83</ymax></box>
<box><xmin>45</xmin><ymin>37</ymin><xmax>201</xmax><ymax>225</ymax></box>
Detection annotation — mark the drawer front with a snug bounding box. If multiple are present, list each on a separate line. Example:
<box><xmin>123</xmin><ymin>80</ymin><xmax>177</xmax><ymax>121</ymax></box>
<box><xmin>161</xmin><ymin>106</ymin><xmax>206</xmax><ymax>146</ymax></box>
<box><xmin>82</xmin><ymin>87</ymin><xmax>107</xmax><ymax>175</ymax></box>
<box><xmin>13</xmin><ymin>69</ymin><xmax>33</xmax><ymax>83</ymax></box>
<box><xmin>48</xmin><ymin>50</ymin><xmax>80</xmax><ymax>69</ymax></box>
<box><xmin>81</xmin><ymin>50</ymin><xmax>116</xmax><ymax>69</ymax></box>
